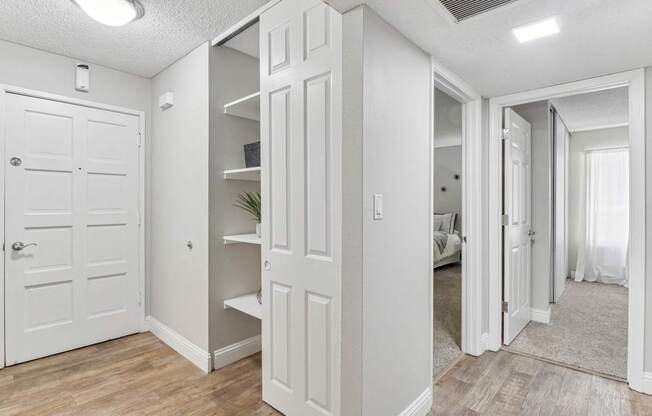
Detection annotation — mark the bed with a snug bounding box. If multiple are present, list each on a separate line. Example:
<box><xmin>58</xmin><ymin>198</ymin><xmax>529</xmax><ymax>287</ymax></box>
<box><xmin>433</xmin><ymin>213</ymin><xmax>462</xmax><ymax>269</ymax></box>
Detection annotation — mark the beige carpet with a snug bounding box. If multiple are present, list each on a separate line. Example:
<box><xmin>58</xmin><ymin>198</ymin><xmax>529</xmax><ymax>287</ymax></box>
<box><xmin>434</xmin><ymin>264</ymin><xmax>463</xmax><ymax>377</ymax></box>
<box><xmin>508</xmin><ymin>280</ymin><xmax>628</xmax><ymax>379</ymax></box>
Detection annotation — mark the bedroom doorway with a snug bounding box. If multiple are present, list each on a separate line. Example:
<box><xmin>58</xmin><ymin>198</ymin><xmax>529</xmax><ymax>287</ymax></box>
<box><xmin>488</xmin><ymin>70</ymin><xmax>646</xmax><ymax>391</ymax></box>
<box><xmin>433</xmin><ymin>87</ymin><xmax>464</xmax><ymax>378</ymax></box>
<box><xmin>502</xmin><ymin>88</ymin><xmax>630</xmax><ymax>380</ymax></box>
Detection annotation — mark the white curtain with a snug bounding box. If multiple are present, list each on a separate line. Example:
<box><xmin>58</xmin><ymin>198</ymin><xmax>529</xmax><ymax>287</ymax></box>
<box><xmin>574</xmin><ymin>148</ymin><xmax>629</xmax><ymax>286</ymax></box>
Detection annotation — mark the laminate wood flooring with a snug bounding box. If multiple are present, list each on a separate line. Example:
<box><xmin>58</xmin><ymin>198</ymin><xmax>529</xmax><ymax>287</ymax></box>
<box><xmin>2</xmin><ymin>332</ymin><xmax>651</xmax><ymax>415</ymax></box>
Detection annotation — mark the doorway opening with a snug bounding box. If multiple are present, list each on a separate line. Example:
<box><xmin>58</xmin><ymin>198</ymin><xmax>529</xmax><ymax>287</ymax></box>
<box><xmin>433</xmin><ymin>87</ymin><xmax>464</xmax><ymax>378</ymax></box>
<box><xmin>488</xmin><ymin>70</ymin><xmax>645</xmax><ymax>391</ymax></box>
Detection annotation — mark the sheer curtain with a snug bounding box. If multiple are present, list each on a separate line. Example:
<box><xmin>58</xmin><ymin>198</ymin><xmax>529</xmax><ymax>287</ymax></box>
<box><xmin>574</xmin><ymin>148</ymin><xmax>629</xmax><ymax>286</ymax></box>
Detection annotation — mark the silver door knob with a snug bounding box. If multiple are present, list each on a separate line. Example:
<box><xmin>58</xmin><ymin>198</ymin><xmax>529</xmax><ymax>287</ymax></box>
<box><xmin>11</xmin><ymin>241</ymin><xmax>38</xmax><ymax>251</ymax></box>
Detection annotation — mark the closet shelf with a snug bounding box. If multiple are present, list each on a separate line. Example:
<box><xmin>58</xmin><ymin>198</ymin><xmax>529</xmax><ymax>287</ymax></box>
<box><xmin>224</xmin><ymin>293</ymin><xmax>262</xmax><ymax>319</ymax></box>
<box><xmin>223</xmin><ymin>166</ymin><xmax>261</xmax><ymax>181</ymax></box>
<box><xmin>223</xmin><ymin>233</ymin><xmax>262</xmax><ymax>245</ymax></box>
<box><xmin>223</xmin><ymin>92</ymin><xmax>260</xmax><ymax>121</ymax></box>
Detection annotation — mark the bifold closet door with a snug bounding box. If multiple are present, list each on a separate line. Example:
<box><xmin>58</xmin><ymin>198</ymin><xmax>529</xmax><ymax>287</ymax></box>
<box><xmin>4</xmin><ymin>93</ymin><xmax>141</xmax><ymax>365</ymax></box>
<box><xmin>260</xmin><ymin>0</ymin><xmax>343</xmax><ymax>414</ymax></box>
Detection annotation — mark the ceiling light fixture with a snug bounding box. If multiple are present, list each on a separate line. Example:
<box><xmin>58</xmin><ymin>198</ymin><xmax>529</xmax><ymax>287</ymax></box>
<box><xmin>72</xmin><ymin>0</ymin><xmax>144</xmax><ymax>27</ymax></box>
<box><xmin>513</xmin><ymin>17</ymin><xmax>560</xmax><ymax>43</ymax></box>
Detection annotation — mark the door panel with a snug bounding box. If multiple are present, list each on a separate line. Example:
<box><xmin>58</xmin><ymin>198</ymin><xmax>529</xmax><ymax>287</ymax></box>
<box><xmin>260</xmin><ymin>0</ymin><xmax>342</xmax><ymax>414</ymax></box>
<box><xmin>5</xmin><ymin>94</ymin><xmax>140</xmax><ymax>365</ymax></box>
<box><xmin>503</xmin><ymin>108</ymin><xmax>532</xmax><ymax>345</ymax></box>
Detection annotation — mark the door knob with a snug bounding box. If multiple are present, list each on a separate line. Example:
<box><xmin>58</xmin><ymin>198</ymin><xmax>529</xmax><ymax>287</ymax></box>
<box><xmin>11</xmin><ymin>241</ymin><xmax>38</xmax><ymax>251</ymax></box>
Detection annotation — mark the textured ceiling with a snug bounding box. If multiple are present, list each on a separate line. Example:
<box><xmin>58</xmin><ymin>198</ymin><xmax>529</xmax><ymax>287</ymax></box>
<box><xmin>0</xmin><ymin>0</ymin><xmax>268</xmax><ymax>78</ymax></box>
<box><xmin>551</xmin><ymin>87</ymin><xmax>628</xmax><ymax>132</ymax></box>
<box><xmin>326</xmin><ymin>0</ymin><xmax>652</xmax><ymax>97</ymax></box>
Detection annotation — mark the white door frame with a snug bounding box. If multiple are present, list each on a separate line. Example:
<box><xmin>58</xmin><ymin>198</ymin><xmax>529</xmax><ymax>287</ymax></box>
<box><xmin>487</xmin><ymin>69</ymin><xmax>647</xmax><ymax>393</ymax></box>
<box><xmin>0</xmin><ymin>85</ymin><xmax>147</xmax><ymax>369</ymax></box>
<box><xmin>430</xmin><ymin>57</ymin><xmax>485</xmax><ymax>380</ymax></box>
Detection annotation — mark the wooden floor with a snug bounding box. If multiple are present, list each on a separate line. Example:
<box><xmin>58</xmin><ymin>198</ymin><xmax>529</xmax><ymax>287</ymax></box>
<box><xmin>2</xmin><ymin>333</ymin><xmax>652</xmax><ymax>415</ymax></box>
<box><xmin>432</xmin><ymin>350</ymin><xmax>652</xmax><ymax>416</ymax></box>
<box><xmin>0</xmin><ymin>333</ymin><xmax>279</xmax><ymax>416</ymax></box>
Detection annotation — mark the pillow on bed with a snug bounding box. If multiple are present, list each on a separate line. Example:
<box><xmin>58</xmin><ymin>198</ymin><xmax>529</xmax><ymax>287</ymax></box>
<box><xmin>433</xmin><ymin>213</ymin><xmax>454</xmax><ymax>233</ymax></box>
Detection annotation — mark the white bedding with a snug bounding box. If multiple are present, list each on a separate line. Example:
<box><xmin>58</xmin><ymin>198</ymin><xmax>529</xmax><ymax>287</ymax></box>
<box><xmin>433</xmin><ymin>231</ymin><xmax>462</xmax><ymax>265</ymax></box>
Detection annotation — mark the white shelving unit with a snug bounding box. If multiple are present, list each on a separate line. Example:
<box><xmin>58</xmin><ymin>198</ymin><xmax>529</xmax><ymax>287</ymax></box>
<box><xmin>223</xmin><ymin>293</ymin><xmax>262</xmax><ymax>320</ymax></box>
<box><xmin>223</xmin><ymin>92</ymin><xmax>260</xmax><ymax>121</ymax></box>
<box><xmin>223</xmin><ymin>166</ymin><xmax>261</xmax><ymax>181</ymax></box>
<box><xmin>223</xmin><ymin>233</ymin><xmax>262</xmax><ymax>245</ymax></box>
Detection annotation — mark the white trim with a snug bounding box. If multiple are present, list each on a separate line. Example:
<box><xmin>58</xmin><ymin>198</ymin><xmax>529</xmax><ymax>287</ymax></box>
<box><xmin>531</xmin><ymin>307</ymin><xmax>551</xmax><ymax>324</ymax></box>
<box><xmin>570</xmin><ymin>122</ymin><xmax>629</xmax><ymax>133</ymax></box>
<box><xmin>398</xmin><ymin>387</ymin><xmax>432</xmax><ymax>416</ymax></box>
<box><xmin>210</xmin><ymin>0</ymin><xmax>282</xmax><ymax>47</ymax></box>
<box><xmin>213</xmin><ymin>335</ymin><xmax>262</xmax><ymax>370</ymax></box>
<box><xmin>479</xmin><ymin>333</ymin><xmax>490</xmax><ymax>351</ymax></box>
<box><xmin>431</xmin><ymin>57</ymin><xmax>480</xmax><ymax>102</ymax></box>
<box><xmin>431</xmin><ymin>58</ymin><xmax>485</xmax><ymax>361</ymax></box>
<box><xmin>488</xmin><ymin>69</ymin><xmax>646</xmax><ymax>393</ymax></box>
<box><xmin>0</xmin><ymin>84</ymin><xmax>147</xmax><ymax>370</ymax></box>
<box><xmin>0</xmin><ymin>87</ymin><xmax>6</xmax><ymax>369</ymax></box>
<box><xmin>145</xmin><ymin>316</ymin><xmax>212</xmax><ymax>373</ymax></box>
<box><xmin>642</xmin><ymin>372</ymin><xmax>652</xmax><ymax>394</ymax></box>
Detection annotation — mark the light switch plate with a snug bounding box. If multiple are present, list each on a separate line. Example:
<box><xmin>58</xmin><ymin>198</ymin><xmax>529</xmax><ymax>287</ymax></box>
<box><xmin>373</xmin><ymin>193</ymin><xmax>383</xmax><ymax>220</ymax></box>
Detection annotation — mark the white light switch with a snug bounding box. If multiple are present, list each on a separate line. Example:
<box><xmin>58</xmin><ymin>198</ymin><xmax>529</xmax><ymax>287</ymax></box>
<box><xmin>373</xmin><ymin>193</ymin><xmax>383</xmax><ymax>220</ymax></box>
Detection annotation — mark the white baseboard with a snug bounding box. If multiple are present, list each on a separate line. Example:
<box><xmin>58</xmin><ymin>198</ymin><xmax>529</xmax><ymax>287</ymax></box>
<box><xmin>145</xmin><ymin>316</ymin><xmax>212</xmax><ymax>373</ymax></box>
<box><xmin>637</xmin><ymin>372</ymin><xmax>652</xmax><ymax>395</ymax></box>
<box><xmin>399</xmin><ymin>387</ymin><xmax>432</xmax><ymax>416</ymax></box>
<box><xmin>531</xmin><ymin>307</ymin><xmax>551</xmax><ymax>324</ymax></box>
<box><xmin>479</xmin><ymin>332</ymin><xmax>489</xmax><ymax>352</ymax></box>
<box><xmin>213</xmin><ymin>335</ymin><xmax>262</xmax><ymax>370</ymax></box>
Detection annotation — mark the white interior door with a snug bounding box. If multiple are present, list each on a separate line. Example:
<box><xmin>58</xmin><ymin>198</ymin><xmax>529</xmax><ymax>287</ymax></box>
<box><xmin>260</xmin><ymin>0</ymin><xmax>342</xmax><ymax>414</ymax></box>
<box><xmin>503</xmin><ymin>108</ymin><xmax>533</xmax><ymax>345</ymax></box>
<box><xmin>5</xmin><ymin>93</ymin><xmax>141</xmax><ymax>365</ymax></box>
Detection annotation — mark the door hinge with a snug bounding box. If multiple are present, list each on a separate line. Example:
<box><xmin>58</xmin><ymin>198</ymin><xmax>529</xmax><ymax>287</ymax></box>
<box><xmin>502</xmin><ymin>128</ymin><xmax>510</xmax><ymax>140</ymax></box>
<box><xmin>138</xmin><ymin>291</ymin><xmax>143</xmax><ymax>307</ymax></box>
<box><xmin>138</xmin><ymin>212</ymin><xmax>142</xmax><ymax>227</ymax></box>
<box><xmin>501</xmin><ymin>214</ymin><xmax>509</xmax><ymax>226</ymax></box>
<box><xmin>502</xmin><ymin>301</ymin><xmax>509</xmax><ymax>313</ymax></box>
<box><xmin>138</xmin><ymin>132</ymin><xmax>142</xmax><ymax>148</ymax></box>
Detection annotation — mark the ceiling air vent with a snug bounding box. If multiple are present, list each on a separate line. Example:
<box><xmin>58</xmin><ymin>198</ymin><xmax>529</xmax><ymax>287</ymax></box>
<box><xmin>439</xmin><ymin>0</ymin><xmax>519</xmax><ymax>22</ymax></box>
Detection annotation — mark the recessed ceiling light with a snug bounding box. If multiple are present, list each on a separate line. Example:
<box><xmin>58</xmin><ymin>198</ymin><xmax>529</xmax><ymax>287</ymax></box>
<box><xmin>513</xmin><ymin>17</ymin><xmax>560</xmax><ymax>43</ymax></box>
<box><xmin>72</xmin><ymin>0</ymin><xmax>144</xmax><ymax>27</ymax></box>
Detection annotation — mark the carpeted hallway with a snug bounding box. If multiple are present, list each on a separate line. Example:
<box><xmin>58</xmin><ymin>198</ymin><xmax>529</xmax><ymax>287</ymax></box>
<box><xmin>434</xmin><ymin>264</ymin><xmax>463</xmax><ymax>377</ymax></box>
<box><xmin>508</xmin><ymin>280</ymin><xmax>628</xmax><ymax>379</ymax></box>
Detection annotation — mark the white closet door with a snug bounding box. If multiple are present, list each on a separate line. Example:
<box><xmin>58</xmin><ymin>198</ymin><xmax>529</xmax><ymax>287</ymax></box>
<box><xmin>5</xmin><ymin>94</ymin><xmax>141</xmax><ymax>365</ymax></box>
<box><xmin>260</xmin><ymin>0</ymin><xmax>342</xmax><ymax>414</ymax></box>
<box><xmin>503</xmin><ymin>108</ymin><xmax>533</xmax><ymax>345</ymax></box>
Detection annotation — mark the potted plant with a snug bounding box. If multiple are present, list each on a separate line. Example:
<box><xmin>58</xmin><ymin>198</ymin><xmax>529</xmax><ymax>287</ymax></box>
<box><xmin>234</xmin><ymin>191</ymin><xmax>261</xmax><ymax>237</ymax></box>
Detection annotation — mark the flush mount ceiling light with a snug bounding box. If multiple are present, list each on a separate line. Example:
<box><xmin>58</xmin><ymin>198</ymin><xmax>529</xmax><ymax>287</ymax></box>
<box><xmin>72</xmin><ymin>0</ymin><xmax>144</xmax><ymax>27</ymax></box>
<box><xmin>513</xmin><ymin>17</ymin><xmax>560</xmax><ymax>43</ymax></box>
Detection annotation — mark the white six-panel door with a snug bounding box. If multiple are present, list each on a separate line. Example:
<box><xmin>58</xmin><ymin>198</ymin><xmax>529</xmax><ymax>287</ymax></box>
<box><xmin>5</xmin><ymin>93</ymin><xmax>141</xmax><ymax>365</ymax></box>
<box><xmin>503</xmin><ymin>108</ymin><xmax>533</xmax><ymax>345</ymax></box>
<box><xmin>260</xmin><ymin>0</ymin><xmax>342</xmax><ymax>414</ymax></box>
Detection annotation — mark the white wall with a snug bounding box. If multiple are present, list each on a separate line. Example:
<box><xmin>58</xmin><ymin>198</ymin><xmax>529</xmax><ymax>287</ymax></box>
<box><xmin>512</xmin><ymin>101</ymin><xmax>551</xmax><ymax>313</ymax></box>
<box><xmin>0</xmin><ymin>40</ymin><xmax>151</xmax><ymax>112</ymax></box>
<box><xmin>433</xmin><ymin>146</ymin><xmax>462</xmax><ymax>232</ymax></box>
<box><xmin>434</xmin><ymin>89</ymin><xmax>462</xmax><ymax>232</ymax></box>
<box><xmin>434</xmin><ymin>88</ymin><xmax>462</xmax><ymax>148</ymax></box>
<box><xmin>567</xmin><ymin>127</ymin><xmax>629</xmax><ymax>275</ymax></box>
<box><xmin>342</xmin><ymin>6</ymin><xmax>432</xmax><ymax>415</ymax></box>
<box><xmin>150</xmin><ymin>43</ymin><xmax>210</xmax><ymax>351</ymax></box>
